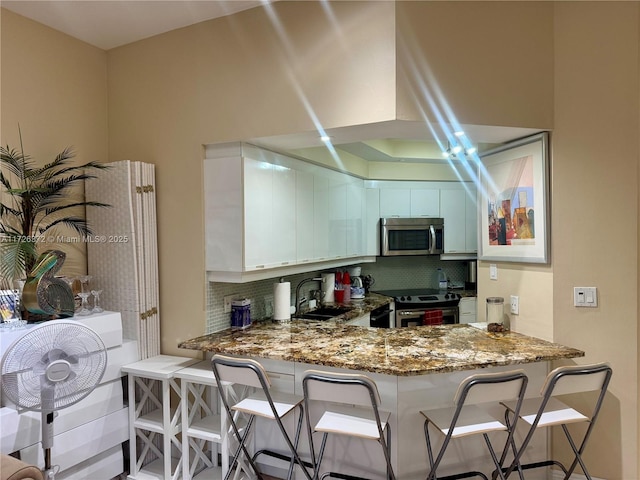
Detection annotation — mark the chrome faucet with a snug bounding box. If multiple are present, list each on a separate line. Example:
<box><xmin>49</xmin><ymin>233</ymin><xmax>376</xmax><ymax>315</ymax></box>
<box><xmin>295</xmin><ymin>277</ymin><xmax>322</xmax><ymax>316</ymax></box>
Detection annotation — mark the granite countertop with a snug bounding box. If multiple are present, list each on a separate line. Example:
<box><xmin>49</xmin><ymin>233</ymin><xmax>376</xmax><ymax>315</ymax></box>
<box><xmin>179</xmin><ymin>320</ymin><xmax>584</xmax><ymax>377</ymax></box>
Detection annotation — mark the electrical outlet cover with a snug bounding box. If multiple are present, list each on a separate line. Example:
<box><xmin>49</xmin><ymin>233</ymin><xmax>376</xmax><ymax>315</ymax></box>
<box><xmin>223</xmin><ymin>294</ymin><xmax>237</xmax><ymax>313</ymax></box>
<box><xmin>510</xmin><ymin>295</ymin><xmax>519</xmax><ymax>315</ymax></box>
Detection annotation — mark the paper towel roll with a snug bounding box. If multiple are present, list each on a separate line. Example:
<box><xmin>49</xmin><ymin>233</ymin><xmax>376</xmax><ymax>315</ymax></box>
<box><xmin>273</xmin><ymin>282</ymin><xmax>291</xmax><ymax>321</ymax></box>
<box><xmin>321</xmin><ymin>273</ymin><xmax>335</xmax><ymax>303</ymax></box>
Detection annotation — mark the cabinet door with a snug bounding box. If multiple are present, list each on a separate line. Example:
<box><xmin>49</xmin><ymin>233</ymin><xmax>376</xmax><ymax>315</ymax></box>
<box><xmin>272</xmin><ymin>164</ymin><xmax>296</xmax><ymax>267</ymax></box>
<box><xmin>410</xmin><ymin>188</ymin><xmax>440</xmax><ymax>217</ymax></box>
<box><xmin>328</xmin><ymin>180</ymin><xmax>347</xmax><ymax>259</ymax></box>
<box><xmin>346</xmin><ymin>183</ymin><xmax>364</xmax><ymax>256</ymax></box>
<box><xmin>244</xmin><ymin>158</ymin><xmax>273</xmax><ymax>270</ymax></box>
<box><xmin>313</xmin><ymin>175</ymin><xmax>330</xmax><ymax>261</ymax></box>
<box><xmin>465</xmin><ymin>191</ymin><xmax>478</xmax><ymax>253</ymax></box>
<box><xmin>296</xmin><ymin>170</ymin><xmax>315</xmax><ymax>264</ymax></box>
<box><xmin>441</xmin><ymin>187</ymin><xmax>478</xmax><ymax>254</ymax></box>
<box><xmin>364</xmin><ymin>188</ymin><xmax>380</xmax><ymax>256</ymax></box>
<box><xmin>440</xmin><ymin>189</ymin><xmax>465</xmax><ymax>253</ymax></box>
<box><xmin>244</xmin><ymin>158</ymin><xmax>296</xmax><ymax>269</ymax></box>
<box><xmin>379</xmin><ymin>189</ymin><xmax>410</xmax><ymax>217</ymax></box>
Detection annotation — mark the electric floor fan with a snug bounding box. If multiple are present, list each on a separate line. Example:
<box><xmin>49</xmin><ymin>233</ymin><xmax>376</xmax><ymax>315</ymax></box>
<box><xmin>1</xmin><ymin>320</ymin><xmax>107</xmax><ymax>479</ymax></box>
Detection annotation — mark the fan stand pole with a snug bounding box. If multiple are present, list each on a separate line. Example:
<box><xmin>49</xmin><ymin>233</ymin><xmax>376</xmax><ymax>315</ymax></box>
<box><xmin>41</xmin><ymin>382</ymin><xmax>56</xmax><ymax>480</ymax></box>
<box><xmin>41</xmin><ymin>410</ymin><xmax>55</xmax><ymax>479</ymax></box>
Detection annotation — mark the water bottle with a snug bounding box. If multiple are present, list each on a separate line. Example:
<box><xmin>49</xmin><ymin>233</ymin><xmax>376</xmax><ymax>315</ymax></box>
<box><xmin>437</xmin><ymin>268</ymin><xmax>448</xmax><ymax>290</ymax></box>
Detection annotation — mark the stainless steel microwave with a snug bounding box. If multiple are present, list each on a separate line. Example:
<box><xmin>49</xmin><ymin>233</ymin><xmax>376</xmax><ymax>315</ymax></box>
<box><xmin>380</xmin><ymin>217</ymin><xmax>444</xmax><ymax>256</ymax></box>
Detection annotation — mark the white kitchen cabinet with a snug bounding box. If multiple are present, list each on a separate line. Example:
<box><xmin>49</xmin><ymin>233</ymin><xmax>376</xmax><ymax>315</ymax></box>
<box><xmin>465</xmin><ymin>190</ymin><xmax>478</xmax><ymax>254</ymax></box>
<box><xmin>244</xmin><ymin>157</ymin><xmax>295</xmax><ymax>270</ymax></box>
<box><xmin>329</xmin><ymin>179</ymin><xmax>347</xmax><ymax>259</ymax></box>
<box><xmin>313</xmin><ymin>175</ymin><xmax>330</xmax><ymax>261</ymax></box>
<box><xmin>379</xmin><ymin>189</ymin><xmax>410</xmax><ymax>217</ymax></box>
<box><xmin>364</xmin><ymin>188</ymin><xmax>380</xmax><ymax>256</ymax></box>
<box><xmin>296</xmin><ymin>170</ymin><xmax>315</xmax><ymax>264</ymax></box>
<box><xmin>205</xmin><ymin>145</ymin><xmax>297</xmax><ymax>273</ymax></box>
<box><xmin>440</xmin><ymin>185</ymin><xmax>477</xmax><ymax>254</ymax></box>
<box><xmin>205</xmin><ymin>142</ymin><xmax>372</xmax><ymax>282</ymax></box>
<box><xmin>243</xmin><ymin>157</ymin><xmax>296</xmax><ymax>270</ymax></box>
<box><xmin>327</xmin><ymin>176</ymin><xmax>365</xmax><ymax>259</ymax></box>
<box><xmin>410</xmin><ymin>188</ymin><xmax>440</xmax><ymax>217</ymax></box>
<box><xmin>376</xmin><ymin>182</ymin><xmax>440</xmax><ymax>218</ymax></box>
<box><xmin>346</xmin><ymin>182</ymin><xmax>365</xmax><ymax>257</ymax></box>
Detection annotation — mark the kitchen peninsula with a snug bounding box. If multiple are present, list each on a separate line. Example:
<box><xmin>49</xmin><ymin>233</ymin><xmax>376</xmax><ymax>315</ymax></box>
<box><xmin>179</xmin><ymin>321</ymin><xmax>583</xmax><ymax>480</ymax></box>
<box><xmin>179</xmin><ymin>321</ymin><xmax>582</xmax><ymax>376</ymax></box>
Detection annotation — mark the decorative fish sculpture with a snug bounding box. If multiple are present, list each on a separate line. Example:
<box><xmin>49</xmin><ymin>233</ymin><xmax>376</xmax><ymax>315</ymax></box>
<box><xmin>22</xmin><ymin>250</ymin><xmax>75</xmax><ymax>318</ymax></box>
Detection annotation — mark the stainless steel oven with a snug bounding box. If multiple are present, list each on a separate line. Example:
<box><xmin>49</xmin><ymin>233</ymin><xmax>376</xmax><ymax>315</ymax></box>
<box><xmin>373</xmin><ymin>288</ymin><xmax>460</xmax><ymax>327</ymax></box>
<box><xmin>396</xmin><ymin>305</ymin><xmax>459</xmax><ymax>327</ymax></box>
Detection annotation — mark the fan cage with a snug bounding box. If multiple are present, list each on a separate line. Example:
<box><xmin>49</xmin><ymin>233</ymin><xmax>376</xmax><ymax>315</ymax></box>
<box><xmin>1</xmin><ymin>320</ymin><xmax>107</xmax><ymax>411</ymax></box>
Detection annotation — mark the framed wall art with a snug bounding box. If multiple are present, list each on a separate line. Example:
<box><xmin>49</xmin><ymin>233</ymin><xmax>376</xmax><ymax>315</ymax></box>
<box><xmin>477</xmin><ymin>132</ymin><xmax>550</xmax><ymax>264</ymax></box>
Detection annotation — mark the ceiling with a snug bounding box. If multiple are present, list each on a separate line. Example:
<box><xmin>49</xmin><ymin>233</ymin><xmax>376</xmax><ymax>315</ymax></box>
<box><xmin>1</xmin><ymin>0</ymin><xmax>540</xmax><ymax>163</ymax></box>
<box><xmin>1</xmin><ymin>1</ymin><xmax>270</xmax><ymax>50</ymax></box>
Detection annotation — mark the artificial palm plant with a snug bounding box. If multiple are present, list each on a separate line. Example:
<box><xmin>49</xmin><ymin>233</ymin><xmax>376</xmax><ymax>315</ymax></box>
<box><xmin>0</xmin><ymin>128</ymin><xmax>110</xmax><ymax>285</ymax></box>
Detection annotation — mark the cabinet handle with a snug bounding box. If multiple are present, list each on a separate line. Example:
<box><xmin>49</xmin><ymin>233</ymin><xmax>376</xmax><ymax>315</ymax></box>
<box><xmin>255</xmin><ymin>265</ymin><xmax>265</xmax><ymax>269</ymax></box>
<box><xmin>281</xmin><ymin>262</ymin><xmax>290</xmax><ymax>265</ymax></box>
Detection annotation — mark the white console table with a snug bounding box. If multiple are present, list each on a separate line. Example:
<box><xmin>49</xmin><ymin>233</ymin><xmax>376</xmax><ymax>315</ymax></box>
<box><xmin>0</xmin><ymin>312</ymin><xmax>138</xmax><ymax>480</ymax></box>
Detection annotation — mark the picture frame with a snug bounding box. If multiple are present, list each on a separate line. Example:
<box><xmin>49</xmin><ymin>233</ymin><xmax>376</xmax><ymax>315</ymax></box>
<box><xmin>477</xmin><ymin>132</ymin><xmax>550</xmax><ymax>264</ymax></box>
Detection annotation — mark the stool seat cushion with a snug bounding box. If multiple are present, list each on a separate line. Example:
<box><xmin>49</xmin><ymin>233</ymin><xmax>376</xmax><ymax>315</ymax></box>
<box><xmin>314</xmin><ymin>405</ymin><xmax>390</xmax><ymax>440</ymax></box>
<box><xmin>232</xmin><ymin>390</ymin><xmax>303</xmax><ymax>420</ymax></box>
<box><xmin>502</xmin><ymin>397</ymin><xmax>588</xmax><ymax>428</ymax></box>
<box><xmin>421</xmin><ymin>404</ymin><xmax>506</xmax><ymax>438</ymax></box>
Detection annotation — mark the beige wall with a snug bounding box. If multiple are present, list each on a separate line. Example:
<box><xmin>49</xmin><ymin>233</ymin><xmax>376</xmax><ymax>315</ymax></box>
<box><xmin>0</xmin><ymin>8</ymin><xmax>108</xmax><ymax>276</ymax></box>
<box><xmin>552</xmin><ymin>4</ymin><xmax>638</xmax><ymax>477</ymax></box>
<box><xmin>1</xmin><ymin>2</ymin><xmax>638</xmax><ymax>478</ymax></box>
<box><xmin>396</xmin><ymin>1</ymin><xmax>554</xmax><ymax>130</ymax></box>
<box><xmin>106</xmin><ymin>1</ymin><xmax>397</xmax><ymax>351</ymax></box>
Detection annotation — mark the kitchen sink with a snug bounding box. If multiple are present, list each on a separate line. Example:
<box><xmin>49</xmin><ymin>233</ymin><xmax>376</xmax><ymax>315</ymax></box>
<box><xmin>296</xmin><ymin>306</ymin><xmax>351</xmax><ymax>320</ymax></box>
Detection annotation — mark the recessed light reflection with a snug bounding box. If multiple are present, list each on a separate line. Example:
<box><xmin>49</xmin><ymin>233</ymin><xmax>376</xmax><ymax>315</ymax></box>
<box><xmin>454</xmin><ymin>131</ymin><xmax>465</xmax><ymax>137</ymax></box>
<box><xmin>320</xmin><ymin>135</ymin><xmax>332</xmax><ymax>143</ymax></box>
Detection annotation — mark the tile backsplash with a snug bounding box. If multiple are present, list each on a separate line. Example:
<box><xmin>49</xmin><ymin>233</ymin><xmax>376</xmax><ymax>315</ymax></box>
<box><xmin>206</xmin><ymin>256</ymin><xmax>472</xmax><ymax>333</ymax></box>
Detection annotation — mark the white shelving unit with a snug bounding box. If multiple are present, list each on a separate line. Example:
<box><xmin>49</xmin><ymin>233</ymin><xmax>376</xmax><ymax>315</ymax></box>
<box><xmin>174</xmin><ymin>360</ymin><xmax>228</xmax><ymax>480</ymax></box>
<box><xmin>122</xmin><ymin>355</ymin><xmax>198</xmax><ymax>480</ymax></box>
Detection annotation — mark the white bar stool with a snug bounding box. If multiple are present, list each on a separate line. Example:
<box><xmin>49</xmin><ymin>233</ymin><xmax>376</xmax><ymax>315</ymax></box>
<box><xmin>174</xmin><ymin>359</ymin><xmax>228</xmax><ymax>480</ymax></box>
<box><xmin>302</xmin><ymin>369</ymin><xmax>396</xmax><ymax>480</ymax></box>
<box><xmin>500</xmin><ymin>362</ymin><xmax>612</xmax><ymax>479</ymax></box>
<box><xmin>122</xmin><ymin>354</ymin><xmax>198</xmax><ymax>480</ymax></box>
<box><xmin>211</xmin><ymin>354</ymin><xmax>313</xmax><ymax>480</ymax></box>
<box><xmin>420</xmin><ymin>370</ymin><xmax>528</xmax><ymax>480</ymax></box>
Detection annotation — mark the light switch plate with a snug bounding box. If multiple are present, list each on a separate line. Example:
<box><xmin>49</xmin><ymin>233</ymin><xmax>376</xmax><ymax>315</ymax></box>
<box><xmin>489</xmin><ymin>264</ymin><xmax>498</xmax><ymax>280</ymax></box>
<box><xmin>573</xmin><ymin>287</ymin><xmax>597</xmax><ymax>307</ymax></box>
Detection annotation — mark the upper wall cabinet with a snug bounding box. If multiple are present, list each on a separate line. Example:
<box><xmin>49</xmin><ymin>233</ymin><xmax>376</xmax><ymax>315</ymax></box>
<box><xmin>366</xmin><ymin>180</ymin><xmax>477</xmax><ymax>257</ymax></box>
<box><xmin>205</xmin><ymin>143</ymin><xmax>371</xmax><ymax>282</ymax></box>
<box><xmin>440</xmin><ymin>186</ymin><xmax>477</xmax><ymax>254</ymax></box>
<box><xmin>378</xmin><ymin>184</ymin><xmax>440</xmax><ymax>218</ymax></box>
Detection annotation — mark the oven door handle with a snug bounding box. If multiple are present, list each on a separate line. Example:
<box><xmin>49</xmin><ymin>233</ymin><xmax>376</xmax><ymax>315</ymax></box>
<box><xmin>398</xmin><ymin>310</ymin><xmax>428</xmax><ymax>317</ymax></box>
